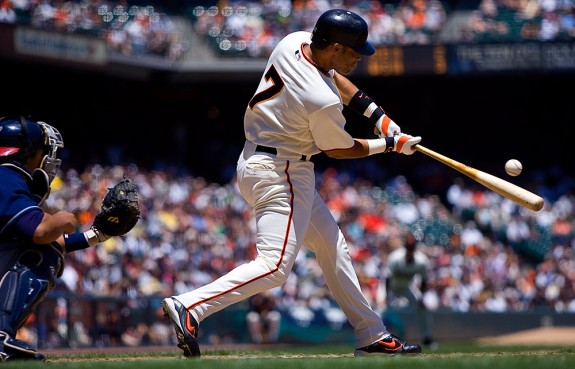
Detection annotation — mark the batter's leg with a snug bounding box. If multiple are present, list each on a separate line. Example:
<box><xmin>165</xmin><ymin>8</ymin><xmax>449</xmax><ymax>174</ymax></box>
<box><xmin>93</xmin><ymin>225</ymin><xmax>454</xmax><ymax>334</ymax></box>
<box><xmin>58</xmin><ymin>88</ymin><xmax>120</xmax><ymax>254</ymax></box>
<box><xmin>174</xmin><ymin>158</ymin><xmax>315</xmax><ymax>323</ymax></box>
<box><xmin>304</xmin><ymin>190</ymin><xmax>386</xmax><ymax>348</ymax></box>
<box><xmin>174</xmin><ymin>210</ymin><xmax>300</xmax><ymax>322</ymax></box>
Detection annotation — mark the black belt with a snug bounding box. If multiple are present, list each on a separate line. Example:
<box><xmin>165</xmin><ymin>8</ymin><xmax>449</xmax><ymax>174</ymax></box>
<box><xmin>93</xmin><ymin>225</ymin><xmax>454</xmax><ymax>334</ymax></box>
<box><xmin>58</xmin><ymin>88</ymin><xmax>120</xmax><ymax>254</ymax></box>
<box><xmin>255</xmin><ymin>145</ymin><xmax>308</xmax><ymax>161</ymax></box>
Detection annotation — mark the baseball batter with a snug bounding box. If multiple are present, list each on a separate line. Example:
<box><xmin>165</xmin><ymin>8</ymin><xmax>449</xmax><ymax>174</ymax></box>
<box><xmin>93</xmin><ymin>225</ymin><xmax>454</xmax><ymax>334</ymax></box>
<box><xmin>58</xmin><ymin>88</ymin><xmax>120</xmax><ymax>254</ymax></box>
<box><xmin>163</xmin><ymin>9</ymin><xmax>423</xmax><ymax>357</ymax></box>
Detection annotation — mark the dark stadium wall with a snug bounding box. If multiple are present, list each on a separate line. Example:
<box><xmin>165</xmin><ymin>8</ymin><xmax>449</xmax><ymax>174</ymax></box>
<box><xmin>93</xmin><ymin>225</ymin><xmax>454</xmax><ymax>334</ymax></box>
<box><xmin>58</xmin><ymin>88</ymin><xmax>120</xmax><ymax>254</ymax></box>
<box><xmin>2</xmin><ymin>57</ymin><xmax>573</xmax><ymax>197</ymax></box>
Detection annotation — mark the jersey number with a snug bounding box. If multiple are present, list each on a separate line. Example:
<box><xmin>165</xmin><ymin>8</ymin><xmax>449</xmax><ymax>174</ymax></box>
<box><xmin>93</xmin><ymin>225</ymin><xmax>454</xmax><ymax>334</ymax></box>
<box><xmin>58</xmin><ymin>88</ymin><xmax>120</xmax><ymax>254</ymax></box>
<box><xmin>248</xmin><ymin>65</ymin><xmax>284</xmax><ymax>109</ymax></box>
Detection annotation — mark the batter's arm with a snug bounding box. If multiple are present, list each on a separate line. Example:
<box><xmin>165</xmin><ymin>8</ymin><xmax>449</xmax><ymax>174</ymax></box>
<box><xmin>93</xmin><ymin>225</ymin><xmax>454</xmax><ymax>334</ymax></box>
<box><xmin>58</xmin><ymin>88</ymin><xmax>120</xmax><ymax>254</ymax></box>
<box><xmin>325</xmin><ymin>135</ymin><xmax>419</xmax><ymax>159</ymax></box>
<box><xmin>324</xmin><ymin>139</ymin><xmax>370</xmax><ymax>159</ymax></box>
<box><xmin>336</xmin><ymin>73</ymin><xmax>403</xmax><ymax>138</ymax></box>
<box><xmin>333</xmin><ymin>71</ymin><xmax>359</xmax><ymax>105</ymax></box>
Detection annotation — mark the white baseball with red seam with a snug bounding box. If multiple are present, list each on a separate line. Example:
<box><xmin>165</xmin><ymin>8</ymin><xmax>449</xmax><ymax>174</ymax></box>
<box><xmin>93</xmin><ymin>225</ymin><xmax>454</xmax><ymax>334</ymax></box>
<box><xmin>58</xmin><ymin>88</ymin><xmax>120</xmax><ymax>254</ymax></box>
<box><xmin>505</xmin><ymin>159</ymin><xmax>522</xmax><ymax>176</ymax></box>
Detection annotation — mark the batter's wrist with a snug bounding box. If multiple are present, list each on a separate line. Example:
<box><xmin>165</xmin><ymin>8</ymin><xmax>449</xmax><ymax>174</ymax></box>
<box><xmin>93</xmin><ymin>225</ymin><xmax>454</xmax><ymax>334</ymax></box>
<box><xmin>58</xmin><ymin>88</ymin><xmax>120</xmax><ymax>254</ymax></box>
<box><xmin>367</xmin><ymin>138</ymin><xmax>389</xmax><ymax>155</ymax></box>
<box><xmin>348</xmin><ymin>90</ymin><xmax>385</xmax><ymax>124</ymax></box>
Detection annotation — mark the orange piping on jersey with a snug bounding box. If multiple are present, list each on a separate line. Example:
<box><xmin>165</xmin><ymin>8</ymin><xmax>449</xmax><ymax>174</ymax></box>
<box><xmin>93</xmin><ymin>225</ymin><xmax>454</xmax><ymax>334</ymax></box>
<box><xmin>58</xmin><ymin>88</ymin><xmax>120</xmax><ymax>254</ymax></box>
<box><xmin>187</xmin><ymin>161</ymin><xmax>295</xmax><ymax>310</ymax></box>
<box><xmin>301</xmin><ymin>43</ymin><xmax>330</xmax><ymax>76</ymax></box>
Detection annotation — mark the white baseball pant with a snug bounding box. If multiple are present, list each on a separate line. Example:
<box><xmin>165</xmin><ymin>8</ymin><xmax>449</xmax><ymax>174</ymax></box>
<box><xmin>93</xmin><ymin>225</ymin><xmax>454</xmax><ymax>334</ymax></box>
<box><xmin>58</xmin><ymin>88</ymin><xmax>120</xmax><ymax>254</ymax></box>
<box><xmin>173</xmin><ymin>142</ymin><xmax>387</xmax><ymax>348</ymax></box>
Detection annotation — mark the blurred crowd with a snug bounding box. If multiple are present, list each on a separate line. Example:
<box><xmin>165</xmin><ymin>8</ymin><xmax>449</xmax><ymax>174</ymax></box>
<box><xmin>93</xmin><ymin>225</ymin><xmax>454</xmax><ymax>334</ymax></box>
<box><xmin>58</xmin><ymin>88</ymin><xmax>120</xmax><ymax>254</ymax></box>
<box><xmin>459</xmin><ymin>0</ymin><xmax>575</xmax><ymax>43</ymax></box>
<box><xmin>41</xmin><ymin>164</ymin><xmax>574</xmax><ymax>313</ymax></box>
<box><xmin>14</xmin><ymin>162</ymin><xmax>573</xmax><ymax>348</ymax></box>
<box><xmin>1</xmin><ymin>0</ymin><xmax>574</xmax><ymax>59</ymax></box>
<box><xmin>189</xmin><ymin>0</ymin><xmax>448</xmax><ymax>57</ymax></box>
<box><xmin>0</xmin><ymin>0</ymin><xmax>189</xmax><ymax>60</ymax></box>
<box><xmin>191</xmin><ymin>0</ymin><xmax>575</xmax><ymax>55</ymax></box>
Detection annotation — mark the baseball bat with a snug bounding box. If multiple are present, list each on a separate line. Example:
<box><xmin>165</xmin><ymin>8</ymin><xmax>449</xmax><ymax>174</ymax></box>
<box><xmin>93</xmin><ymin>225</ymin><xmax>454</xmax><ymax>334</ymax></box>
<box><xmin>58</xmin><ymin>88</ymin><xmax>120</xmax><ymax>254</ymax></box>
<box><xmin>415</xmin><ymin>144</ymin><xmax>544</xmax><ymax>212</ymax></box>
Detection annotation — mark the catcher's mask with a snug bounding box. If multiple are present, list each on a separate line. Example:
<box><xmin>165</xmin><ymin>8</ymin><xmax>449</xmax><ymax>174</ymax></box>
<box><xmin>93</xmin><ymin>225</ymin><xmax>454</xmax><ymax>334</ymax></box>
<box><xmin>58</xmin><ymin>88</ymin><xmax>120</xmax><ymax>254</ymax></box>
<box><xmin>0</xmin><ymin>115</ymin><xmax>64</xmax><ymax>183</ymax></box>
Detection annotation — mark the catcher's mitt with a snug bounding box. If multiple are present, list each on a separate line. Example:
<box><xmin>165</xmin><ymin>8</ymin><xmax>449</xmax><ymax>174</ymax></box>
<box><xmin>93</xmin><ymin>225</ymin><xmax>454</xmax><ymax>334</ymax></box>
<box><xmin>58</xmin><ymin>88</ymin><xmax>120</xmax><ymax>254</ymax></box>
<box><xmin>93</xmin><ymin>177</ymin><xmax>140</xmax><ymax>237</ymax></box>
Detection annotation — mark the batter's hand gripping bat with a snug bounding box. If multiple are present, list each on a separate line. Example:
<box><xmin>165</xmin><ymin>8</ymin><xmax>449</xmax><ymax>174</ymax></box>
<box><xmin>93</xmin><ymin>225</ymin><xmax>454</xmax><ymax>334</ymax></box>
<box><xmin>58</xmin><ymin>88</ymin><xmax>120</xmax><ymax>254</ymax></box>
<box><xmin>414</xmin><ymin>145</ymin><xmax>544</xmax><ymax>212</ymax></box>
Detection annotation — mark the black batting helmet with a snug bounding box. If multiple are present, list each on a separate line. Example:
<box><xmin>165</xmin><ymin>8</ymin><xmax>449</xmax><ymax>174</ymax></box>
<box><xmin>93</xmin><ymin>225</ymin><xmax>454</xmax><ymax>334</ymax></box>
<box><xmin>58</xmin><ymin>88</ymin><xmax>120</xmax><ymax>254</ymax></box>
<box><xmin>0</xmin><ymin>116</ymin><xmax>46</xmax><ymax>158</ymax></box>
<box><xmin>311</xmin><ymin>9</ymin><xmax>375</xmax><ymax>56</ymax></box>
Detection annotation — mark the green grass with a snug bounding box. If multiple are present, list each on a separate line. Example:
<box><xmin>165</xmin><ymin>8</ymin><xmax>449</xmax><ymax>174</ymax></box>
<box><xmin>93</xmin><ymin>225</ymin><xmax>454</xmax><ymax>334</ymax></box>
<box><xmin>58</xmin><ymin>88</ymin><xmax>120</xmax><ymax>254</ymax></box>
<box><xmin>2</xmin><ymin>343</ymin><xmax>573</xmax><ymax>369</ymax></box>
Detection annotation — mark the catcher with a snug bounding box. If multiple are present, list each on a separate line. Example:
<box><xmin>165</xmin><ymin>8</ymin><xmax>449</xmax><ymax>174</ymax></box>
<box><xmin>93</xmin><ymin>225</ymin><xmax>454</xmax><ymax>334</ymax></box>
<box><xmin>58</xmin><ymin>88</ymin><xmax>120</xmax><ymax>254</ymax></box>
<box><xmin>0</xmin><ymin>115</ymin><xmax>140</xmax><ymax>362</ymax></box>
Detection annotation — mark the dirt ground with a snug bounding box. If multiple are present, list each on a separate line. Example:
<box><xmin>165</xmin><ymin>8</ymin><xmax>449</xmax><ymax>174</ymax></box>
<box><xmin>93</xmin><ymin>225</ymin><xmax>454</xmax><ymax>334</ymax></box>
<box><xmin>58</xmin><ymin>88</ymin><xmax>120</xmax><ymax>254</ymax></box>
<box><xmin>41</xmin><ymin>326</ymin><xmax>574</xmax><ymax>359</ymax></box>
<box><xmin>475</xmin><ymin>326</ymin><xmax>575</xmax><ymax>346</ymax></box>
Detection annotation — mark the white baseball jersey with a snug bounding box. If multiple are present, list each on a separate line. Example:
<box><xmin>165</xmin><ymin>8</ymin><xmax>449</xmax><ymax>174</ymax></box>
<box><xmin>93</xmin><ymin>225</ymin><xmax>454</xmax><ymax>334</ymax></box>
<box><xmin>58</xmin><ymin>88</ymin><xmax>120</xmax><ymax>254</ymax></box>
<box><xmin>244</xmin><ymin>31</ymin><xmax>354</xmax><ymax>157</ymax></box>
<box><xmin>174</xmin><ymin>30</ymin><xmax>388</xmax><ymax>349</ymax></box>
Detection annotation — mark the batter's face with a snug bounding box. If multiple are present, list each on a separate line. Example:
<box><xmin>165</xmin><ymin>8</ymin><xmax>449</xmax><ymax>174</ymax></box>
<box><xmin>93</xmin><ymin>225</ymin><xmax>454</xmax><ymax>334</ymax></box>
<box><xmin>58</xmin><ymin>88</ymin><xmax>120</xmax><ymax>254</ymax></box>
<box><xmin>332</xmin><ymin>44</ymin><xmax>362</xmax><ymax>75</ymax></box>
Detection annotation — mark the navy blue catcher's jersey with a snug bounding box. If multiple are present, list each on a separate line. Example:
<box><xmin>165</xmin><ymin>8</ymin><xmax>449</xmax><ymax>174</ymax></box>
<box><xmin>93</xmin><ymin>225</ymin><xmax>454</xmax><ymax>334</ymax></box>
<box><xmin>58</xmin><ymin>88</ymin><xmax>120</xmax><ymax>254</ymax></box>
<box><xmin>0</xmin><ymin>165</ymin><xmax>45</xmax><ymax>272</ymax></box>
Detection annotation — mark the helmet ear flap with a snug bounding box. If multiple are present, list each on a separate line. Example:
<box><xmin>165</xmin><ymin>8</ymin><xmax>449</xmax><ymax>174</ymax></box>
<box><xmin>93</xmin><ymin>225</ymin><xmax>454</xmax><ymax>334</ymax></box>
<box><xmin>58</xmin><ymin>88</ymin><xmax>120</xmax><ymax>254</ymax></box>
<box><xmin>18</xmin><ymin>115</ymin><xmax>50</xmax><ymax>158</ymax></box>
<box><xmin>18</xmin><ymin>115</ymin><xmax>32</xmax><ymax>156</ymax></box>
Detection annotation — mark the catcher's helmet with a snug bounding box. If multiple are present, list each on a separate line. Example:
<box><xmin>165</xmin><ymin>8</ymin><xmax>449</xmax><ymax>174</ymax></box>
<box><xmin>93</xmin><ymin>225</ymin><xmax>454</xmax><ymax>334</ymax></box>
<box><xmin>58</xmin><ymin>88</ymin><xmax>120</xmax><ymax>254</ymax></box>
<box><xmin>0</xmin><ymin>115</ymin><xmax>64</xmax><ymax>182</ymax></box>
<box><xmin>311</xmin><ymin>9</ymin><xmax>375</xmax><ymax>56</ymax></box>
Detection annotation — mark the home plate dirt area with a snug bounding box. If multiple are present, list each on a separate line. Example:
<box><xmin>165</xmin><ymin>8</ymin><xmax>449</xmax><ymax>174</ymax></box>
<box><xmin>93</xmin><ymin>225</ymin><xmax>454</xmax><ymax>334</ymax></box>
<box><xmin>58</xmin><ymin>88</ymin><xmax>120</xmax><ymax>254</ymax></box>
<box><xmin>42</xmin><ymin>327</ymin><xmax>575</xmax><ymax>361</ymax></box>
<box><xmin>475</xmin><ymin>326</ymin><xmax>575</xmax><ymax>346</ymax></box>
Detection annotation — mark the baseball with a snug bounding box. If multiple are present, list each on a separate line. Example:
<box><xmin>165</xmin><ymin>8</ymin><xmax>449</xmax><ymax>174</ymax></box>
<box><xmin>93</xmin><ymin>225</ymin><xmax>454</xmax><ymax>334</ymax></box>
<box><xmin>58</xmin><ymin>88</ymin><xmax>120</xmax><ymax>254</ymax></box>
<box><xmin>505</xmin><ymin>159</ymin><xmax>522</xmax><ymax>176</ymax></box>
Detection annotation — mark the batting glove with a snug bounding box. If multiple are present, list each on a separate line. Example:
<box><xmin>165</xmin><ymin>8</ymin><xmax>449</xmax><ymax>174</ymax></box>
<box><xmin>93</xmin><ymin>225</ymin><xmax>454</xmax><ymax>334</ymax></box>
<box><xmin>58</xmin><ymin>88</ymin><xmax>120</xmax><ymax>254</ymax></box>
<box><xmin>394</xmin><ymin>134</ymin><xmax>421</xmax><ymax>155</ymax></box>
<box><xmin>375</xmin><ymin>114</ymin><xmax>401</xmax><ymax>138</ymax></box>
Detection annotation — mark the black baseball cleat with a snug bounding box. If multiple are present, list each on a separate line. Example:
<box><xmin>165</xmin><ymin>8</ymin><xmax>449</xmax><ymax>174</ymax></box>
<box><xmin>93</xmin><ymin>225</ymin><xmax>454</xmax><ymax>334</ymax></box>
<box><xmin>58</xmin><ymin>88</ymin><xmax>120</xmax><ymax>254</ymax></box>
<box><xmin>354</xmin><ymin>334</ymin><xmax>423</xmax><ymax>356</ymax></box>
<box><xmin>2</xmin><ymin>351</ymin><xmax>46</xmax><ymax>362</ymax></box>
<box><xmin>0</xmin><ymin>332</ymin><xmax>46</xmax><ymax>362</ymax></box>
<box><xmin>162</xmin><ymin>297</ymin><xmax>201</xmax><ymax>357</ymax></box>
